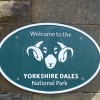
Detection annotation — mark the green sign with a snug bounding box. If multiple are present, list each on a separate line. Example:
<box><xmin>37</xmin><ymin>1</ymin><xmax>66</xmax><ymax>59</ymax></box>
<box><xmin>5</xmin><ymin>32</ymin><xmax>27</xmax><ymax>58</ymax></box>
<box><xmin>0</xmin><ymin>23</ymin><xmax>100</xmax><ymax>94</ymax></box>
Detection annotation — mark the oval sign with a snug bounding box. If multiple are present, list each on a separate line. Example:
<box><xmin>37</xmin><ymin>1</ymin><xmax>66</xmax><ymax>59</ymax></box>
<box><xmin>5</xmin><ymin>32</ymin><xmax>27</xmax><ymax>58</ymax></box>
<box><xmin>0</xmin><ymin>23</ymin><xmax>100</xmax><ymax>94</ymax></box>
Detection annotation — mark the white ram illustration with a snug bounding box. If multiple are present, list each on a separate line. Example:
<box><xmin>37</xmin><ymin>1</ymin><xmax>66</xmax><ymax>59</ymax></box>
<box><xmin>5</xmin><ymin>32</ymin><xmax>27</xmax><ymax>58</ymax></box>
<box><xmin>26</xmin><ymin>41</ymin><xmax>74</xmax><ymax>69</ymax></box>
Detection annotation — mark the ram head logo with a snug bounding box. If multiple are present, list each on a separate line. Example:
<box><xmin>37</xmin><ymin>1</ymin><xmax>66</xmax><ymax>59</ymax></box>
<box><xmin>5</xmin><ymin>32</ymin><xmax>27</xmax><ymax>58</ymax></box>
<box><xmin>26</xmin><ymin>41</ymin><xmax>74</xmax><ymax>69</ymax></box>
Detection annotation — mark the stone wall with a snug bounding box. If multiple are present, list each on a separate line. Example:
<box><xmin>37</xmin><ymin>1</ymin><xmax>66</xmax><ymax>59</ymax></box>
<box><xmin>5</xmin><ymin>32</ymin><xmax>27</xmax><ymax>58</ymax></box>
<box><xmin>0</xmin><ymin>0</ymin><xmax>100</xmax><ymax>100</ymax></box>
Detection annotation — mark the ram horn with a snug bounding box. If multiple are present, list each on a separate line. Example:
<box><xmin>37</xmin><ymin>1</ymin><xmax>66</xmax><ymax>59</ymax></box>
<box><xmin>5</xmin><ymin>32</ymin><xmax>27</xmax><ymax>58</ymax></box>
<box><xmin>57</xmin><ymin>42</ymin><xmax>74</xmax><ymax>62</ymax></box>
<box><xmin>26</xmin><ymin>41</ymin><xmax>43</xmax><ymax>61</ymax></box>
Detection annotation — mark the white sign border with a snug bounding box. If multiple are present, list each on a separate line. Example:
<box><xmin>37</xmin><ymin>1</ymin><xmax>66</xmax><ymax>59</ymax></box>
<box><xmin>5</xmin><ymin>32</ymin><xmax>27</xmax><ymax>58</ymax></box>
<box><xmin>0</xmin><ymin>23</ymin><xmax>100</xmax><ymax>94</ymax></box>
